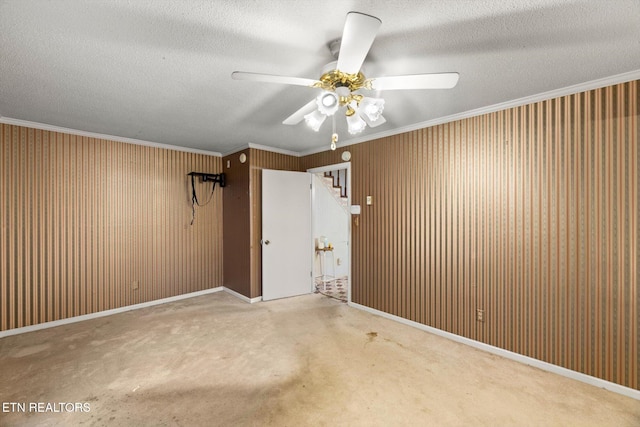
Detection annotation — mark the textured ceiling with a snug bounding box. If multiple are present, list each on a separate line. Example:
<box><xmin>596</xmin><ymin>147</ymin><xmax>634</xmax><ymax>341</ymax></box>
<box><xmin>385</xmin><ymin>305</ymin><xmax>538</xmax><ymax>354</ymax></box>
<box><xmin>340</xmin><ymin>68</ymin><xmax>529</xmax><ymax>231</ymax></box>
<box><xmin>1</xmin><ymin>0</ymin><xmax>639</xmax><ymax>155</ymax></box>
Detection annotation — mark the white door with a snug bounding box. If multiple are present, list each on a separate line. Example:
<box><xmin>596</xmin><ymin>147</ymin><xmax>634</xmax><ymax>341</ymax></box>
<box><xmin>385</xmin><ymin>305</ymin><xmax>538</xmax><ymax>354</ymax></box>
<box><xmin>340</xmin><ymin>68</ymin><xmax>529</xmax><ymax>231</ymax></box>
<box><xmin>262</xmin><ymin>169</ymin><xmax>313</xmax><ymax>301</ymax></box>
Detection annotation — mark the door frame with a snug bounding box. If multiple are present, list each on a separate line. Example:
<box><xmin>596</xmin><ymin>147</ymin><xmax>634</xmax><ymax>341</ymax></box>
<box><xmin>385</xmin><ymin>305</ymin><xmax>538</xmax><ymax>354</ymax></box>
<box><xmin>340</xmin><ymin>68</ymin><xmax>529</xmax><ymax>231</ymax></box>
<box><xmin>307</xmin><ymin>162</ymin><xmax>352</xmax><ymax>303</ymax></box>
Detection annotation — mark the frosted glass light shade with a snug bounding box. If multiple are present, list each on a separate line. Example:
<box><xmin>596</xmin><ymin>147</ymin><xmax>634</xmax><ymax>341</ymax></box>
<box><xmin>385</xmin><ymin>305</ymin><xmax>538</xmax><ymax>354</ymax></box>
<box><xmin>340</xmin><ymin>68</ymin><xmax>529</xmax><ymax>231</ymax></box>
<box><xmin>304</xmin><ymin>109</ymin><xmax>327</xmax><ymax>131</ymax></box>
<box><xmin>359</xmin><ymin>97</ymin><xmax>385</xmax><ymax>122</ymax></box>
<box><xmin>316</xmin><ymin>92</ymin><xmax>339</xmax><ymax>116</ymax></box>
<box><xmin>346</xmin><ymin>112</ymin><xmax>366</xmax><ymax>135</ymax></box>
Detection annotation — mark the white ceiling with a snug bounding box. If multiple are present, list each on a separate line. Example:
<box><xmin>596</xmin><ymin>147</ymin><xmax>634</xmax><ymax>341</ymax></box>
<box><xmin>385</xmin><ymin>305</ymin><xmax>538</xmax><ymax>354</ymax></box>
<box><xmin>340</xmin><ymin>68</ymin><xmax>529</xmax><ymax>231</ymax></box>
<box><xmin>1</xmin><ymin>0</ymin><xmax>639</xmax><ymax>155</ymax></box>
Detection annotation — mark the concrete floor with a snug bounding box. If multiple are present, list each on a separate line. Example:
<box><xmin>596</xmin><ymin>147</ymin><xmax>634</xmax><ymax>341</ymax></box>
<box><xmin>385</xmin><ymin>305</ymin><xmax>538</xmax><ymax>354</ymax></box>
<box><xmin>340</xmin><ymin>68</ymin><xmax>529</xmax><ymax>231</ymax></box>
<box><xmin>0</xmin><ymin>292</ymin><xmax>639</xmax><ymax>426</ymax></box>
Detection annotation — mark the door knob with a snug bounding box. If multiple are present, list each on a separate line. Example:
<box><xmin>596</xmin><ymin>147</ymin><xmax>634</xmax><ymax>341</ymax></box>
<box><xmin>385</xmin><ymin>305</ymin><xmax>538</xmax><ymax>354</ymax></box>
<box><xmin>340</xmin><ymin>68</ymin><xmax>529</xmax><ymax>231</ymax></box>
<box><xmin>264</xmin><ymin>240</ymin><xmax>270</xmax><ymax>245</ymax></box>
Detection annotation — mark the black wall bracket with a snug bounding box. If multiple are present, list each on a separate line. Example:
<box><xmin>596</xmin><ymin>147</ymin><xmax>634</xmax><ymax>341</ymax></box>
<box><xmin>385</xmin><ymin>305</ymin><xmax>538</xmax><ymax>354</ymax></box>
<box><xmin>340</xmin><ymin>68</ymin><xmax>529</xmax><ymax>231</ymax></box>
<box><xmin>187</xmin><ymin>172</ymin><xmax>226</xmax><ymax>187</ymax></box>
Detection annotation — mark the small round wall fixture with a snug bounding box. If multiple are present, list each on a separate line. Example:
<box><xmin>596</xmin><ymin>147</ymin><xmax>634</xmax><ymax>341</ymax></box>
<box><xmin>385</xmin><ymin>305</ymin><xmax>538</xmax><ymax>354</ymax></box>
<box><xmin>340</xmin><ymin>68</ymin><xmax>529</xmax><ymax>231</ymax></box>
<box><xmin>341</xmin><ymin>151</ymin><xmax>351</xmax><ymax>161</ymax></box>
<box><xmin>239</xmin><ymin>153</ymin><xmax>247</xmax><ymax>163</ymax></box>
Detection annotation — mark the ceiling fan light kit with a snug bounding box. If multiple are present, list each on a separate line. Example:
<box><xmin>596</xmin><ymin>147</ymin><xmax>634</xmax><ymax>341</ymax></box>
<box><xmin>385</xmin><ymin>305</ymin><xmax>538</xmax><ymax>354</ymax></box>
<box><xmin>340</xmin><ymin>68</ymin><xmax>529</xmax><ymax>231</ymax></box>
<box><xmin>232</xmin><ymin>11</ymin><xmax>459</xmax><ymax>150</ymax></box>
<box><xmin>346</xmin><ymin>110</ymin><xmax>367</xmax><ymax>135</ymax></box>
<box><xmin>316</xmin><ymin>92</ymin><xmax>340</xmax><ymax>116</ymax></box>
<box><xmin>304</xmin><ymin>109</ymin><xmax>327</xmax><ymax>132</ymax></box>
<box><xmin>359</xmin><ymin>96</ymin><xmax>385</xmax><ymax>121</ymax></box>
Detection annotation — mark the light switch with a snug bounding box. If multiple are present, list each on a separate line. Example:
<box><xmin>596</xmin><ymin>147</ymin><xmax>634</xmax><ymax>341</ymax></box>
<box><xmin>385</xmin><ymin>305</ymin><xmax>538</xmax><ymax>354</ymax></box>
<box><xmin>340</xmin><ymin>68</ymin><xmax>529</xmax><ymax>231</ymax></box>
<box><xmin>366</xmin><ymin>195</ymin><xmax>372</xmax><ymax>205</ymax></box>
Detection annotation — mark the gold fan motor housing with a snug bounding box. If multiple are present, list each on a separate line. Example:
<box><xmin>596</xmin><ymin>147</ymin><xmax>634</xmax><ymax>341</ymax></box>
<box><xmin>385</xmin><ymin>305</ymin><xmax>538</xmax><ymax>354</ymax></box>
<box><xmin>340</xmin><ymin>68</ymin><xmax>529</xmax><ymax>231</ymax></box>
<box><xmin>313</xmin><ymin>69</ymin><xmax>371</xmax><ymax>114</ymax></box>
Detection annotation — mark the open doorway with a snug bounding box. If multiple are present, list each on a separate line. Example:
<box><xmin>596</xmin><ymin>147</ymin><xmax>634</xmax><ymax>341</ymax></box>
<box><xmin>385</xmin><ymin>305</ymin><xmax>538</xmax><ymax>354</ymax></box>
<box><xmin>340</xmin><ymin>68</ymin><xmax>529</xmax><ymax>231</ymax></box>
<box><xmin>308</xmin><ymin>162</ymin><xmax>351</xmax><ymax>302</ymax></box>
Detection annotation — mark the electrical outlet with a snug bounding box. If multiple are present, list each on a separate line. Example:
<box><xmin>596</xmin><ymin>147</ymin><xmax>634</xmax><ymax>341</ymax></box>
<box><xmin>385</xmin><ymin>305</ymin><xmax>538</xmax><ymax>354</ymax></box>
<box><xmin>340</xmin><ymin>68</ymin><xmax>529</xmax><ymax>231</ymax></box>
<box><xmin>476</xmin><ymin>309</ymin><xmax>485</xmax><ymax>322</ymax></box>
<box><xmin>132</xmin><ymin>281</ymin><xmax>139</xmax><ymax>290</ymax></box>
<box><xmin>336</xmin><ymin>258</ymin><xmax>342</xmax><ymax>266</ymax></box>
<box><xmin>366</xmin><ymin>195</ymin><xmax>372</xmax><ymax>205</ymax></box>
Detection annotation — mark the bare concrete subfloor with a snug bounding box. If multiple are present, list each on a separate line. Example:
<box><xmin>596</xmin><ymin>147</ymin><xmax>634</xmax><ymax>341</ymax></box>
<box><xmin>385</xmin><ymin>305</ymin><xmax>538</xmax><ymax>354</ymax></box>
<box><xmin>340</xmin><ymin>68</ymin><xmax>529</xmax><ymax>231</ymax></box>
<box><xmin>1</xmin><ymin>292</ymin><xmax>639</xmax><ymax>426</ymax></box>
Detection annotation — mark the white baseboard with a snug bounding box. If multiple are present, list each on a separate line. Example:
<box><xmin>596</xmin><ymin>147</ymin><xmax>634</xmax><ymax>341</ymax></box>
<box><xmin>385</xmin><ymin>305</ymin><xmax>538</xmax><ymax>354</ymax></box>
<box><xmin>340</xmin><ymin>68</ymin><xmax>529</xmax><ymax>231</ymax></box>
<box><xmin>349</xmin><ymin>302</ymin><xmax>640</xmax><ymax>401</ymax></box>
<box><xmin>223</xmin><ymin>287</ymin><xmax>262</xmax><ymax>304</ymax></box>
<box><xmin>0</xmin><ymin>286</ymin><xmax>266</xmax><ymax>339</ymax></box>
<box><xmin>0</xmin><ymin>287</ymin><xmax>224</xmax><ymax>339</ymax></box>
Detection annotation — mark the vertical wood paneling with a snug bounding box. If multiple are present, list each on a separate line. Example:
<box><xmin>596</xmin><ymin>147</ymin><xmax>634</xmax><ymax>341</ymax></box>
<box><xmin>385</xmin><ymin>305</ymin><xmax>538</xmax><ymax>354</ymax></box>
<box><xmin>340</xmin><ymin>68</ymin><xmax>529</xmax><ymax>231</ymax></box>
<box><xmin>301</xmin><ymin>80</ymin><xmax>639</xmax><ymax>390</ymax></box>
<box><xmin>0</xmin><ymin>124</ymin><xmax>223</xmax><ymax>331</ymax></box>
<box><xmin>222</xmin><ymin>149</ymin><xmax>251</xmax><ymax>297</ymax></box>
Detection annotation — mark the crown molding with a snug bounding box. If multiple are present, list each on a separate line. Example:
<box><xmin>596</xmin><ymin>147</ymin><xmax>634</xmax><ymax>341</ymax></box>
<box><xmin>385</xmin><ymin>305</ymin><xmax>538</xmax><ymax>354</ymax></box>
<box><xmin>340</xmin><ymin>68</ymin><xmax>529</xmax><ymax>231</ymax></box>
<box><xmin>222</xmin><ymin>142</ymin><xmax>301</xmax><ymax>158</ymax></box>
<box><xmin>248</xmin><ymin>143</ymin><xmax>301</xmax><ymax>157</ymax></box>
<box><xmin>0</xmin><ymin>116</ymin><xmax>222</xmax><ymax>157</ymax></box>
<box><xmin>298</xmin><ymin>69</ymin><xmax>640</xmax><ymax>157</ymax></box>
<box><xmin>221</xmin><ymin>144</ymin><xmax>251</xmax><ymax>157</ymax></box>
<box><xmin>4</xmin><ymin>70</ymin><xmax>638</xmax><ymax>159</ymax></box>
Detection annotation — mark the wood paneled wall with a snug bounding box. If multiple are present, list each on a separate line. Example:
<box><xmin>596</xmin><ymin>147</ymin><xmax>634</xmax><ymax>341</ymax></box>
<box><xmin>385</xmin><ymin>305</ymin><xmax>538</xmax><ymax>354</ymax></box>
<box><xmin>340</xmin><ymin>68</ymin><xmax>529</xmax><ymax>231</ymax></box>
<box><xmin>222</xmin><ymin>149</ymin><xmax>251</xmax><ymax>297</ymax></box>
<box><xmin>249</xmin><ymin>149</ymin><xmax>300</xmax><ymax>298</ymax></box>
<box><xmin>301</xmin><ymin>80</ymin><xmax>639</xmax><ymax>390</ymax></box>
<box><xmin>221</xmin><ymin>148</ymin><xmax>300</xmax><ymax>299</ymax></box>
<box><xmin>0</xmin><ymin>124</ymin><xmax>223</xmax><ymax>331</ymax></box>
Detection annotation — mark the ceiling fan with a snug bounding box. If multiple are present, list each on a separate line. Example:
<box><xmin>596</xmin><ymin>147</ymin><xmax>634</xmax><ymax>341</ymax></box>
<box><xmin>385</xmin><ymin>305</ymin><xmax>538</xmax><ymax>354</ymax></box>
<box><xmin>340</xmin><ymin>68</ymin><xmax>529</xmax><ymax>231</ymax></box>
<box><xmin>232</xmin><ymin>11</ymin><xmax>459</xmax><ymax>150</ymax></box>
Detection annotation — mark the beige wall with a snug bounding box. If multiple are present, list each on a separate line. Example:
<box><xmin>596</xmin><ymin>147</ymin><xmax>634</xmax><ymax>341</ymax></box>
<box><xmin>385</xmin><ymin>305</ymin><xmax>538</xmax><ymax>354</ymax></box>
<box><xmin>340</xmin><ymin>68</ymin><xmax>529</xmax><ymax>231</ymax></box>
<box><xmin>0</xmin><ymin>124</ymin><xmax>224</xmax><ymax>331</ymax></box>
<box><xmin>302</xmin><ymin>80</ymin><xmax>639</xmax><ymax>390</ymax></box>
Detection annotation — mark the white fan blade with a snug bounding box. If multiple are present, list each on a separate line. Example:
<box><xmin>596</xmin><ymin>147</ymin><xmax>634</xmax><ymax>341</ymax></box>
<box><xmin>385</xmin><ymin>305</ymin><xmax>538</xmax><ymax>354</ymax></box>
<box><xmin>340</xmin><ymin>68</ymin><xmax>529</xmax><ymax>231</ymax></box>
<box><xmin>369</xmin><ymin>73</ymin><xmax>459</xmax><ymax>90</ymax></box>
<box><xmin>232</xmin><ymin>71</ymin><xmax>319</xmax><ymax>87</ymax></box>
<box><xmin>283</xmin><ymin>99</ymin><xmax>317</xmax><ymax>125</ymax></box>
<box><xmin>336</xmin><ymin>12</ymin><xmax>382</xmax><ymax>75</ymax></box>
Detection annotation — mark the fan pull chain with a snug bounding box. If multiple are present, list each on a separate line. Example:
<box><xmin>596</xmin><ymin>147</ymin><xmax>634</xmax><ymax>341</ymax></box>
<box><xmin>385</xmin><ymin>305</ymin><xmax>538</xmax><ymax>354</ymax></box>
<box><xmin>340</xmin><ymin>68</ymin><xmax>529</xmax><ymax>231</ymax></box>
<box><xmin>331</xmin><ymin>115</ymin><xmax>338</xmax><ymax>150</ymax></box>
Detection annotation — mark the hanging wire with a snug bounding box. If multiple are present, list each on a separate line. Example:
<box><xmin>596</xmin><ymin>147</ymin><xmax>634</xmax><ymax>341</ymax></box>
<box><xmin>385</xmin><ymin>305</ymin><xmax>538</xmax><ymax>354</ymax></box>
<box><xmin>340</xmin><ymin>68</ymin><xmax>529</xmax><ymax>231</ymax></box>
<box><xmin>190</xmin><ymin>175</ymin><xmax>217</xmax><ymax>225</ymax></box>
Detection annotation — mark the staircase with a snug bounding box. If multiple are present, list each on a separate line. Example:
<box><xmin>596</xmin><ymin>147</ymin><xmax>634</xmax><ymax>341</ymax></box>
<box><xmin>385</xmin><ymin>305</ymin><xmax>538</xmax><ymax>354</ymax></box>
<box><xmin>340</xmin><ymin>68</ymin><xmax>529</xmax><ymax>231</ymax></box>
<box><xmin>318</xmin><ymin>169</ymin><xmax>348</xmax><ymax>210</ymax></box>
<box><xmin>324</xmin><ymin>170</ymin><xmax>347</xmax><ymax>198</ymax></box>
